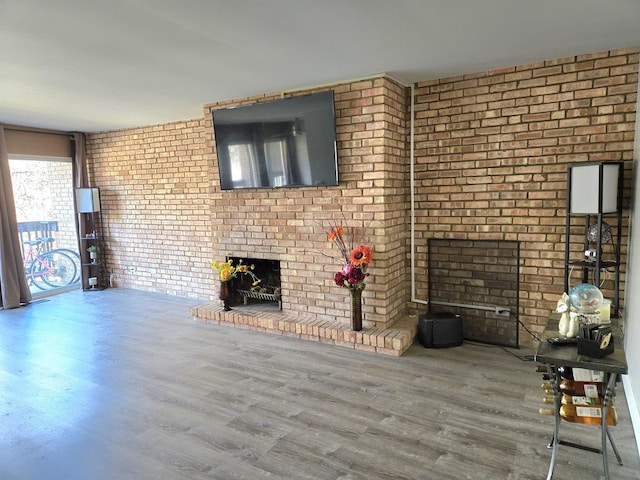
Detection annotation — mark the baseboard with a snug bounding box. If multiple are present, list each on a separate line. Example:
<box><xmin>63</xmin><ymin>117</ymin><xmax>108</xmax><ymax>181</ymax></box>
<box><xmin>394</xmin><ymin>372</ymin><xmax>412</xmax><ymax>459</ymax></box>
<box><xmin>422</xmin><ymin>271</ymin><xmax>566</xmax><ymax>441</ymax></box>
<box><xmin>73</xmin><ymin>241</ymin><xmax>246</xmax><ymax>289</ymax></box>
<box><xmin>622</xmin><ymin>374</ymin><xmax>640</xmax><ymax>458</ymax></box>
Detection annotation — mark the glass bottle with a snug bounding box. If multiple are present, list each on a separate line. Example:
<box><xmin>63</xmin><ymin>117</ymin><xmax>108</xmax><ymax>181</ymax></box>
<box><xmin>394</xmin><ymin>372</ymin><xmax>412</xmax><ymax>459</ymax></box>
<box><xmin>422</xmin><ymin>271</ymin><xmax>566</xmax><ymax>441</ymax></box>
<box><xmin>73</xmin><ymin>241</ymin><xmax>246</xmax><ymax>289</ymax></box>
<box><xmin>558</xmin><ymin>379</ymin><xmax>603</xmax><ymax>398</ymax></box>
<box><xmin>562</xmin><ymin>393</ymin><xmax>605</xmax><ymax>406</ymax></box>
<box><xmin>539</xmin><ymin>404</ymin><xmax>617</xmax><ymax>425</ymax></box>
<box><xmin>543</xmin><ymin>393</ymin><xmax>609</xmax><ymax>406</ymax></box>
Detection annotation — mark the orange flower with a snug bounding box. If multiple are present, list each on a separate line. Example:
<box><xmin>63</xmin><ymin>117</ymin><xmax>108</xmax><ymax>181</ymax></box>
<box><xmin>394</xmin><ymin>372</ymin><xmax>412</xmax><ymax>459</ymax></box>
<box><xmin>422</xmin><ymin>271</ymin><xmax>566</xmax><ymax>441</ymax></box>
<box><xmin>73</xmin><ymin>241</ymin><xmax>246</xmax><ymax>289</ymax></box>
<box><xmin>350</xmin><ymin>245</ymin><xmax>373</xmax><ymax>266</ymax></box>
<box><xmin>328</xmin><ymin>226</ymin><xmax>344</xmax><ymax>241</ymax></box>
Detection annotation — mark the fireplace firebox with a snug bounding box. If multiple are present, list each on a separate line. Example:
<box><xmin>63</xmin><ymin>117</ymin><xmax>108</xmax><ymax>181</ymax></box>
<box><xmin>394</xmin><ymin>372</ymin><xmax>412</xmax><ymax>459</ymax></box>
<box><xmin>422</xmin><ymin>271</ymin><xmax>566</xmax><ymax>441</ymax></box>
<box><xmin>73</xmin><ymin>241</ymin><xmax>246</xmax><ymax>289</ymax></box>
<box><xmin>227</xmin><ymin>257</ymin><xmax>281</xmax><ymax>310</ymax></box>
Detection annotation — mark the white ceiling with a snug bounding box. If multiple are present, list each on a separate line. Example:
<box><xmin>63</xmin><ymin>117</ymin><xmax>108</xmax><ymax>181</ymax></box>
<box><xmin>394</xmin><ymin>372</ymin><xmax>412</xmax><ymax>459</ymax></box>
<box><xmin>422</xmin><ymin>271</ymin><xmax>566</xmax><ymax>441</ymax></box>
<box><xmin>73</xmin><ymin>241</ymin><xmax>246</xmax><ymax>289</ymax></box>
<box><xmin>1</xmin><ymin>0</ymin><xmax>639</xmax><ymax>133</ymax></box>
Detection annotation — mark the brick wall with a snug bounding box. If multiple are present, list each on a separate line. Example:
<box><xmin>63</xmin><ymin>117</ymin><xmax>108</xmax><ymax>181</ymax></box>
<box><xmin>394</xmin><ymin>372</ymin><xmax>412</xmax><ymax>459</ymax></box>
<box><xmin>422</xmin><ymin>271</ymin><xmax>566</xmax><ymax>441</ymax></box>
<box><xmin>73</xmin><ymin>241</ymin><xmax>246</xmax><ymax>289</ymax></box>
<box><xmin>88</xmin><ymin>120</ymin><xmax>214</xmax><ymax>297</ymax></box>
<box><xmin>48</xmin><ymin>161</ymin><xmax>77</xmax><ymax>251</ymax></box>
<box><xmin>203</xmin><ymin>77</ymin><xmax>409</xmax><ymax>329</ymax></box>
<box><xmin>86</xmin><ymin>48</ymin><xmax>638</xmax><ymax>344</ymax></box>
<box><xmin>411</xmin><ymin>48</ymin><xmax>638</xmax><ymax>341</ymax></box>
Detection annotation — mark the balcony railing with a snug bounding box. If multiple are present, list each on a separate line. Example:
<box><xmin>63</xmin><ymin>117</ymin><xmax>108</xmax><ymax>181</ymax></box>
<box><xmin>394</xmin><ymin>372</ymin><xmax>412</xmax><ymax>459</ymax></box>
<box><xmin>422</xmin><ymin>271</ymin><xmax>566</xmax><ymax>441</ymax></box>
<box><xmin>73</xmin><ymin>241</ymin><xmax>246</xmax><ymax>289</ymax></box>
<box><xmin>18</xmin><ymin>220</ymin><xmax>59</xmax><ymax>255</ymax></box>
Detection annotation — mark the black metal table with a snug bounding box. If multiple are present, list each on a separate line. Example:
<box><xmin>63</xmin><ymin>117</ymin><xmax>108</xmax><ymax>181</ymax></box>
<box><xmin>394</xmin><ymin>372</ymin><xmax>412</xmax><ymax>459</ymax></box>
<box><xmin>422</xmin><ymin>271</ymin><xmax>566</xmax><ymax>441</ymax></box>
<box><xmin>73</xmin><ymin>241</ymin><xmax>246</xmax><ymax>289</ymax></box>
<box><xmin>535</xmin><ymin>319</ymin><xmax>627</xmax><ymax>480</ymax></box>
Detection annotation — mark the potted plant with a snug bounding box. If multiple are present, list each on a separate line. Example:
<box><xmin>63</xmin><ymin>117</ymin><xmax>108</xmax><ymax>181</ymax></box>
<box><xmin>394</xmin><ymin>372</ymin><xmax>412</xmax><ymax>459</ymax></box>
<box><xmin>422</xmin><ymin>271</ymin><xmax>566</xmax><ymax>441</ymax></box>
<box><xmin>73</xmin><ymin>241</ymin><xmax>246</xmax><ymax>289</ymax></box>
<box><xmin>87</xmin><ymin>245</ymin><xmax>98</xmax><ymax>263</ymax></box>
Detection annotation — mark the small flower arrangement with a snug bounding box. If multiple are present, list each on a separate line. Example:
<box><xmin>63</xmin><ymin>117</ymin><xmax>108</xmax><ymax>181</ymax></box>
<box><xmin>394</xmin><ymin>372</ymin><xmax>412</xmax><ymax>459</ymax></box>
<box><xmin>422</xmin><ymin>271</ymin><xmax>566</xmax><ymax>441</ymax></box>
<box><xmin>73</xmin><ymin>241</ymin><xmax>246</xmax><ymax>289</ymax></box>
<box><xmin>326</xmin><ymin>225</ymin><xmax>373</xmax><ymax>290</ymax></box>
<box><xmin>210</xmin><ymin>259</ymin><xmax>261</xmax><ymax>286</ymax></box>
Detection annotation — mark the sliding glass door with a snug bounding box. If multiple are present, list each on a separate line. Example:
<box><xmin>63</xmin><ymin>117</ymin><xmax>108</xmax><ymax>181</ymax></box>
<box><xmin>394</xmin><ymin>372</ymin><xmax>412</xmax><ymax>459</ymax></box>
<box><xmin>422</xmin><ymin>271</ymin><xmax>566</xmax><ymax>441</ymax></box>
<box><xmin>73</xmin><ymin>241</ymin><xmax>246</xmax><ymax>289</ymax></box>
<box><xmin>9</xmin><ymin>156</ymin><xmax>80</xmax><ymax>297</ymax></box>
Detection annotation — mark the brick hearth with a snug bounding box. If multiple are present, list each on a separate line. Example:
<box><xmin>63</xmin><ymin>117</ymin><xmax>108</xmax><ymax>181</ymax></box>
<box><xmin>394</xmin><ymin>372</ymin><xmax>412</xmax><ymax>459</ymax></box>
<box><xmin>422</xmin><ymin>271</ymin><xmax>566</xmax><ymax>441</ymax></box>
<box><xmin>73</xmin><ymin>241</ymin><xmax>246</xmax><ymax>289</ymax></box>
<box><xmin>190</xmin><ymin>303</ymin><xmax>417</xmax><ymax>356</ymax></box>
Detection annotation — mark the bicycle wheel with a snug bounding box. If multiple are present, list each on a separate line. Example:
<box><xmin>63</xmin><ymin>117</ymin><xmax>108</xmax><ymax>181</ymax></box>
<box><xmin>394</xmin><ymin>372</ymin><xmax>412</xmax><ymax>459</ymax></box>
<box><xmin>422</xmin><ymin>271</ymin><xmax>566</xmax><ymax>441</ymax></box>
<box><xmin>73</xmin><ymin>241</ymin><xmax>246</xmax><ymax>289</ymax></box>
<box><xmin>32</xmin><ymin>251</ymin><xmax>78</xmax><ymax>288</ymax></box>
<box><xmin>53</xmin><ymin>248</ymin><xmax>82</xmax><ymax>284</ymax></box>
<box><xmin>27</xmin><ymin>260</ymin><xmax>50</xmax><ymax>290</ymax></box>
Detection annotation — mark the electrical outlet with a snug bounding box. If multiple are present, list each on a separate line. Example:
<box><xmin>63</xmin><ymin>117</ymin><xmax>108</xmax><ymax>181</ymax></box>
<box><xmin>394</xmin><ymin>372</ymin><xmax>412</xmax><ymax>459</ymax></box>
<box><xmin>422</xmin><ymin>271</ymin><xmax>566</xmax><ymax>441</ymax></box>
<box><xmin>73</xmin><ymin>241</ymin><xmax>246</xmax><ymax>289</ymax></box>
<box><xmin>495</xmin><ymin>307</ymin><xmax>511</xmax><ymax>317</ymax></box>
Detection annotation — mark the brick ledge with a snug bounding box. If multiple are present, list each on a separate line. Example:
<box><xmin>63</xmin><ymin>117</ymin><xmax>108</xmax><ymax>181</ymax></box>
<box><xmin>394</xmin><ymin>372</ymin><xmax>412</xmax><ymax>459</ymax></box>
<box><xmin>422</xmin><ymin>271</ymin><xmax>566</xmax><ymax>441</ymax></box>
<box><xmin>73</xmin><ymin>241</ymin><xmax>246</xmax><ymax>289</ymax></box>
<box><xmin>190</xmin><ymin>303</ymin><xmax>417</xmax><ymax>356</ymax></box>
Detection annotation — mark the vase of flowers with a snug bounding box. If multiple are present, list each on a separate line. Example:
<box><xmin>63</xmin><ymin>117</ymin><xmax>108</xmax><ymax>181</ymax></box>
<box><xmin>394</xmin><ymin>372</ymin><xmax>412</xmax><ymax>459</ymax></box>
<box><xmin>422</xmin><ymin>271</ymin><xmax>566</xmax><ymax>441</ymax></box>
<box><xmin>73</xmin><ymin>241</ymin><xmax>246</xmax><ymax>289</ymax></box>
<box><xmin>210</xmin><ymin>259</ymin><xmax>261</xmax><ymax>311</ymax></box>
<box><xmin>326</xmin><ymin>225</ymin><xmax>373</xmax><ymax>331</ymax></box>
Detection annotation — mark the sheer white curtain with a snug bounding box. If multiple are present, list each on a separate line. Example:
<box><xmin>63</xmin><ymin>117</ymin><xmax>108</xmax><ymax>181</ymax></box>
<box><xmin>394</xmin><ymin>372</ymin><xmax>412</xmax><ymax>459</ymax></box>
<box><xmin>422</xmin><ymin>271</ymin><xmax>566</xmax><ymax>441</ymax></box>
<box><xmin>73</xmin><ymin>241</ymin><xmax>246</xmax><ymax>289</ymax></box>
<box><xmin>0</xmin><ymin>125</ymin><xmax>32</xmax><ymax>308</ymax></box>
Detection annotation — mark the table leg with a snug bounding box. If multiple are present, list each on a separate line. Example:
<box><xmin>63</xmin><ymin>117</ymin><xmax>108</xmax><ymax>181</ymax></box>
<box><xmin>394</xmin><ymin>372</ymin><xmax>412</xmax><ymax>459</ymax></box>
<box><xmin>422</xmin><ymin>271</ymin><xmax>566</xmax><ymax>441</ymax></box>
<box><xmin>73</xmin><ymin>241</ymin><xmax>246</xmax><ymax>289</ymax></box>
<box><xmin>545</xmin><ymin>364</ymin><xmax>561</xmax><ymax>480</ymax></box>
<box><xmin>607</xmin><ymin>428</ymin><xmax>623</xmax><ymax>465</ymax></box>
<box><xmin>601</xmin><ymin>373</ymin><xmax>619</xmax><ymax>479</ymax></box>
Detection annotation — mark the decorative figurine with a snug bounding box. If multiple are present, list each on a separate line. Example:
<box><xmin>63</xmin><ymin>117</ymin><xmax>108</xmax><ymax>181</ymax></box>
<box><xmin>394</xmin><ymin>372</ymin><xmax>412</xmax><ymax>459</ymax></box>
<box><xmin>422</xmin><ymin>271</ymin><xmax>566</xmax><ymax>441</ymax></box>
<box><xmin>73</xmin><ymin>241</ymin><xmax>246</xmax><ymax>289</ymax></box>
<box><xmin>556</xmin><ymin>292</ymin><xmax>579</xmax><ymax>338</ymax></box>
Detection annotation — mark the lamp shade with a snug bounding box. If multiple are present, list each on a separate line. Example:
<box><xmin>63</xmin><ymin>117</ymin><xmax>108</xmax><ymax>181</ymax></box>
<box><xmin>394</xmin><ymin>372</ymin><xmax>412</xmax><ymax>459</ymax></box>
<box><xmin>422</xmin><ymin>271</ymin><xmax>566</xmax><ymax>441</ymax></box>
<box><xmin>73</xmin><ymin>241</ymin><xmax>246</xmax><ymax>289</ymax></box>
<box><xmin>568</xmin><ymin>162</ymin><xmax>620</xmax><ymax>214</ymax></box>
<box><xmin>75</xmin><ymin>187</ymin><xmax>101</xmax><ymax>213</ymax></box>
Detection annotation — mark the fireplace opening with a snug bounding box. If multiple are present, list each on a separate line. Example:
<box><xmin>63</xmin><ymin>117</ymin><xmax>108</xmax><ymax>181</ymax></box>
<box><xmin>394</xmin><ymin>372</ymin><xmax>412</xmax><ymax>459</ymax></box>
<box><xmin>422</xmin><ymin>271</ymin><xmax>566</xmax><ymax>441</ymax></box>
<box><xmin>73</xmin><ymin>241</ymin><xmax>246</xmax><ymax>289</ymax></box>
<box><xmin>228</xmin><ymin>257</ymin><xmax>281</xmax><ymax>310</ymax></box>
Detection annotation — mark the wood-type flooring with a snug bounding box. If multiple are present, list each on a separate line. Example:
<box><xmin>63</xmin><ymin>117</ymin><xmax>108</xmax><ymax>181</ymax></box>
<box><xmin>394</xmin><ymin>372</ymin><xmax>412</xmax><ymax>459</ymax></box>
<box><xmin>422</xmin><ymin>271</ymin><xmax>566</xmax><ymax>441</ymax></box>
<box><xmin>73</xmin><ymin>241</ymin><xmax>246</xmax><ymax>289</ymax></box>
<box><xmin>1</xmin><ymin>288</ymin><xmax>638</xmax><ymax>479</ymax></box>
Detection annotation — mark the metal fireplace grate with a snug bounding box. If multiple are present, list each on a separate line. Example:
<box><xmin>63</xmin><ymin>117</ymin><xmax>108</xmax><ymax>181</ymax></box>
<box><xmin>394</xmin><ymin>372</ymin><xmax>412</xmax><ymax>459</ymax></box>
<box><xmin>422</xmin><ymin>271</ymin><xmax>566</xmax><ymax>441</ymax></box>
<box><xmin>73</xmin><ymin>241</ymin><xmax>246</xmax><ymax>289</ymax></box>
<box><xmin>237</xmin><ymin>289</ymin><xmax>282</xmax><ymax>310</ymax></box>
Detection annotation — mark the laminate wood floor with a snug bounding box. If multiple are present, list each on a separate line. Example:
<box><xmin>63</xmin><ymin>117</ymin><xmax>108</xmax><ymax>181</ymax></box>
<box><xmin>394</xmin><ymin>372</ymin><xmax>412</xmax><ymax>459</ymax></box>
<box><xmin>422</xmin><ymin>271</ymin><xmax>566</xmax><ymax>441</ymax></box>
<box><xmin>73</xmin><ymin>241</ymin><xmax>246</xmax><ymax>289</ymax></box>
<box><xmin>1</xmin><ymin>289</ymin><xmax>638</xmax><ymax>480</ymax></box>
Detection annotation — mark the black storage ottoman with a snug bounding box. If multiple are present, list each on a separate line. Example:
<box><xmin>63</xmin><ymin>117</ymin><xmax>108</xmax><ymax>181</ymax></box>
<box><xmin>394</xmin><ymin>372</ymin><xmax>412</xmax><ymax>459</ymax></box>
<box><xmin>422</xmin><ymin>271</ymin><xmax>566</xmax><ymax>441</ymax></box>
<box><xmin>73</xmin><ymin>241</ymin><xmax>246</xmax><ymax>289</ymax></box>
<box><xmin>418</xmin><ymin>312</ymin><xmax>463</xmax><ymax>348</ymax></box>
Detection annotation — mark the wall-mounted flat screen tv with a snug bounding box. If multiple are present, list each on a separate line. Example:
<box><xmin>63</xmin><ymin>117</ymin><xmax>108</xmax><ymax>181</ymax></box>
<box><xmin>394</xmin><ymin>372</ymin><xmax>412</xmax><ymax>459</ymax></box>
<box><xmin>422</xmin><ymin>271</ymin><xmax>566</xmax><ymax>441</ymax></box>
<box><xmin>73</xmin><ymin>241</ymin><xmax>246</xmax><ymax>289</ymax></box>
<box><xmin>212</xmin><ymin>90</ymin><xmax>339</xmax><ymax>190</ymax></box>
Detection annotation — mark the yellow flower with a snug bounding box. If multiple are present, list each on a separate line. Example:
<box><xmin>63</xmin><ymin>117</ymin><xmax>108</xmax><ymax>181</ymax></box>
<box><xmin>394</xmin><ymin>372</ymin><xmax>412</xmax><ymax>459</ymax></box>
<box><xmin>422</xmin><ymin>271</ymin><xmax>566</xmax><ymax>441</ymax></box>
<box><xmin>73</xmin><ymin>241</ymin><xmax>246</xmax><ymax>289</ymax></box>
<box><xmin>221</xmin><ymin>264</ymin><xmax>234</xmax><ymax>281</ymax></box>
<box><xmin>210</xmin><ymin>258</ymin><xmax>261</xmax><ymax>285</ymax></box>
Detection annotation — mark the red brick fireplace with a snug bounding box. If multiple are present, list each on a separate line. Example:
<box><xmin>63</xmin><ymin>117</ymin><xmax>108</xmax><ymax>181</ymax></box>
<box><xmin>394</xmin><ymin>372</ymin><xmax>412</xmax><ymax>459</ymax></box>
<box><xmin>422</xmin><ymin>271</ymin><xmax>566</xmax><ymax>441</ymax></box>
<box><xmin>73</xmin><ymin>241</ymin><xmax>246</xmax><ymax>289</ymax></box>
<box><xmin>187</xmin><ymin>76</ymin><xmax>417</xmax><ymax>355</ymax></box>
<box><xmin>202</xmin><ymin>77</ymin><xmax>410</xmax><ymax>333</ymax></box>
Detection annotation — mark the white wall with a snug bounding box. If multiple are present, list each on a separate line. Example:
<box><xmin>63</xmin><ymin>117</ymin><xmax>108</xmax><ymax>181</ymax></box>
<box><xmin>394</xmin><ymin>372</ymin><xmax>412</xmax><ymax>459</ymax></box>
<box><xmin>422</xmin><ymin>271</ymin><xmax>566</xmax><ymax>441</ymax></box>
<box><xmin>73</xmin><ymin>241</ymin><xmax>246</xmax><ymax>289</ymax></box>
<box><xmin>622</xmin><ymin>56</ymin><xmax>640</xmax><ymax>455</ymax></box>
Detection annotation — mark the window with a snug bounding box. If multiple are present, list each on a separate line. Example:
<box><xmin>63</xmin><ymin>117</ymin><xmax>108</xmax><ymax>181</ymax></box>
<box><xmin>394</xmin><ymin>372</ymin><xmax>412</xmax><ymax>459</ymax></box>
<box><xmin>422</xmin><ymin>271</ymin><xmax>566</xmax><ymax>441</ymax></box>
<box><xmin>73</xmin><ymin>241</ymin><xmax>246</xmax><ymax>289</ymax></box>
<box><xmin>228</xmin><ymin>143</ymin><xmax>259</xmax><ymax>188</ymax></box>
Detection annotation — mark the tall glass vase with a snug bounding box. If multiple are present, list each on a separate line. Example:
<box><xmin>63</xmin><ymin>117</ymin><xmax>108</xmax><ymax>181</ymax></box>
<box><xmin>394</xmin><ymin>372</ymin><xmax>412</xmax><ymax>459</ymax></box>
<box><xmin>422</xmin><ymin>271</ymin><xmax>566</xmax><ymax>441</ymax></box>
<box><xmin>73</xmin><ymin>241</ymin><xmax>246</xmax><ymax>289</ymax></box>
<box><xmin>219</xmin><ymin>281</ymin><xmax>232</xmax><ymax>311</ymax></box>
<box><xmin>350</xmin><ymin>288</ymin><xmax>363</xmax><ymax>331</ymax></box>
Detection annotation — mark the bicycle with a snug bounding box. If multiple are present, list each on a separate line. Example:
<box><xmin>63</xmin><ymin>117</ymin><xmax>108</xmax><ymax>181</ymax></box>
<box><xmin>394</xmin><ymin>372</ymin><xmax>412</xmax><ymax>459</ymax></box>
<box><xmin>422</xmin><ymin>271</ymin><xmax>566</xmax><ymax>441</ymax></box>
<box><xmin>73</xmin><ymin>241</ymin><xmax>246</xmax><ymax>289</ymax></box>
<box><xmin>22</xmin><ymin>237</ymin><xmax>80</xmax><ymax>290</ymax></box>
